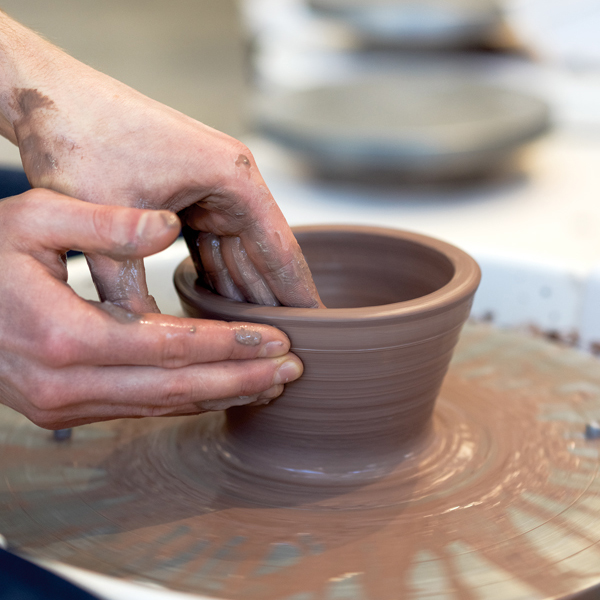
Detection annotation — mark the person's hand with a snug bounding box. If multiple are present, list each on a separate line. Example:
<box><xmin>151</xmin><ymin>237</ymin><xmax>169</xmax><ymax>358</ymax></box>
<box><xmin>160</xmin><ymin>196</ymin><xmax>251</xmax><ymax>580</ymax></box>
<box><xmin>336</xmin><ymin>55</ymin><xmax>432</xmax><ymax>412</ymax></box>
<box><xmin>0</xmin><ymin>189</ymin><xmax>303</xmax><ymax>429</ymax></box>
<box><xmin>0</xmin><ymin>12</ymin><xmax>323</xmax><ymax>314</ymax></box>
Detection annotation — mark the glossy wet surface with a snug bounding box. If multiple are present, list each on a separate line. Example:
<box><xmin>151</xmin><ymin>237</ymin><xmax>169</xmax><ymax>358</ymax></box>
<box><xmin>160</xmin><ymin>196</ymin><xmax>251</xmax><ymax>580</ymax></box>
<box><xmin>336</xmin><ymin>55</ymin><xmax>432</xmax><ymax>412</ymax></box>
<box><xmin>2</xmin><ymin>323</ymin><xmax>600</xmax><ymax>598</ymax></box>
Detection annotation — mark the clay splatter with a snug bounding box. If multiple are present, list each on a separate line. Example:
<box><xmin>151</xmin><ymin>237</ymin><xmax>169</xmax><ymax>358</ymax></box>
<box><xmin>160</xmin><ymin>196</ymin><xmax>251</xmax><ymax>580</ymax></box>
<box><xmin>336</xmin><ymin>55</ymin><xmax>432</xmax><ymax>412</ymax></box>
<box><xmin>235</xmin><ymin>154</ymin><xmax>251</xmax><ymax>168</ymax></box>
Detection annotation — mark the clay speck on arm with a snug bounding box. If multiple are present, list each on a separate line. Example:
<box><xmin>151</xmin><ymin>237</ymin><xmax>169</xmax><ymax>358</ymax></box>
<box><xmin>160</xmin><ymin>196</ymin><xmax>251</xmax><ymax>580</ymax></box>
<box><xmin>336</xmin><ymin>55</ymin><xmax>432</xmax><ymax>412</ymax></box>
<box><xmin>235</xmin><ymin>326</ymin><xmax>262</xmax><ymax>346</ymax></box>
<box><xmin>235</xmin><ymin>154</ymin><xmax>251</xmax><ymax>169</ymax></box>
<box><xmin>13</xmin><ymin>88</ymin><xmax>56</xmax><ymax>116</ymax></box>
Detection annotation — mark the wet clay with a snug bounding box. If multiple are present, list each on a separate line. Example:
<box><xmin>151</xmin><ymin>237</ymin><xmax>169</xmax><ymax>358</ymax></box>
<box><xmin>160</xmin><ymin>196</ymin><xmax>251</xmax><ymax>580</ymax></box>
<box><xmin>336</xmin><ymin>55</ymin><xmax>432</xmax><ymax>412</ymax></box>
<box><xmin>235</xmin><ymin>154</ymin><xmax>251</xmax><ymax>169</ymax></box>
<box><xmin>175</xmin><ymin>226</ymin><xmax>481</xmax><ymax>486</ymax></box>
<box><xmin>3</xmin><ymin>324</ymin><xmax>600</xmax><ymax>598</ymax></box>
<box><xmin>234</xmin><ymin>327</ymin><xmax>262</xmax><ymax>346</ymax></box>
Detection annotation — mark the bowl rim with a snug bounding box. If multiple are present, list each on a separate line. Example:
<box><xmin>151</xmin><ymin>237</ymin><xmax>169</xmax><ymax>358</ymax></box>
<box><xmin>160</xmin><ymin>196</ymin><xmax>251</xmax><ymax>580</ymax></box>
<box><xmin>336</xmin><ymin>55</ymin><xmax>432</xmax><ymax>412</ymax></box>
<box><xmin>174</xmin><ymin>225</ymin><xmax>481</xmax><ymax>324</ymax></box>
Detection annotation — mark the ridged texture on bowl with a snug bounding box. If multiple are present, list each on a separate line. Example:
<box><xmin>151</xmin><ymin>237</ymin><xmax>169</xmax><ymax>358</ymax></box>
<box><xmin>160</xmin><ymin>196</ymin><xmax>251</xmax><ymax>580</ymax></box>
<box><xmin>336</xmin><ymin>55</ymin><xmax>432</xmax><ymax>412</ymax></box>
<box><xmin>175</xmin><ymin>226</ymin><xmax>480</xmax><ymax>485</ymax></box>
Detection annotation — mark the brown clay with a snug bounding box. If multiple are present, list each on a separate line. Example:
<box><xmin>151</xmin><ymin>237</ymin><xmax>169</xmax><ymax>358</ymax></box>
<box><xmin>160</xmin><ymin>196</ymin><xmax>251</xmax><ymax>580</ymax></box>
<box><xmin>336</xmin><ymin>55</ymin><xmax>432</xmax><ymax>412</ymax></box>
<box><xmin>174</xmin><ymin>225</ymin><xmax>481</xmax><ymax>495</ymax></box>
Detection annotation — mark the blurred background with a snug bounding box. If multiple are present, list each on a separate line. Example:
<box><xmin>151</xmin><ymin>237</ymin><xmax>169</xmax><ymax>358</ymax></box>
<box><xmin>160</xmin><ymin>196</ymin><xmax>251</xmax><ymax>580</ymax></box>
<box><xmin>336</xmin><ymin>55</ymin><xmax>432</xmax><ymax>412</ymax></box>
<box><xmin>3</xmin><ymin>0</ymin><xmax>600</xmax><ymax>349</ymax></box>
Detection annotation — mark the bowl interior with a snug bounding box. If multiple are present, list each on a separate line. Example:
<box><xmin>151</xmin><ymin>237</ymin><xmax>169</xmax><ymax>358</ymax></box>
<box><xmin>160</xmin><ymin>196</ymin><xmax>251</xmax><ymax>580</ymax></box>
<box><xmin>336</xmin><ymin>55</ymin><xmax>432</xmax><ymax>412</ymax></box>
<box><xmin>296</xmin><ymin>229</ymin><xmax>455</xmax><ymax>308</ymax></box>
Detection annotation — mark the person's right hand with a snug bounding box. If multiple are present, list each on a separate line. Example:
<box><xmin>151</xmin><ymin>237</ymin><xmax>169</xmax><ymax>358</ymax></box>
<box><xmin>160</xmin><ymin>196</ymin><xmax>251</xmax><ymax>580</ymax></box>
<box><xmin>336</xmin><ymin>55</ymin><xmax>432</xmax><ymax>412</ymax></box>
<box><xmin>0</xmin><ymin>10</ymin><xmax>324</xmax><ymax>316</ymax></box>
<box><xmin>0</xmin><ymin>189</ymin><xmax>303</xmax><ymax>430</ymax></box>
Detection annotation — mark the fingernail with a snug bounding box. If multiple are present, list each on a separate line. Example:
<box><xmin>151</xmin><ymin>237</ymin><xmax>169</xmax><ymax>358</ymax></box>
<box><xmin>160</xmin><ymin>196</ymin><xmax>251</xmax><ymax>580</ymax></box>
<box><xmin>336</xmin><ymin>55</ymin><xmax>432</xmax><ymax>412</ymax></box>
<box><xmin>259</xmin><ymin>340</ymin><xmax>288</xmax><ymax>358</ymax></box>
<box><xmin>273</xmin><ymin>359</ymin><xmax>303</xmax><ymax>385</ymax></box>
<box><xmin>136</xmin><ymin>211</ymin><xmax>180</xmax><ymax>243</ymax></box>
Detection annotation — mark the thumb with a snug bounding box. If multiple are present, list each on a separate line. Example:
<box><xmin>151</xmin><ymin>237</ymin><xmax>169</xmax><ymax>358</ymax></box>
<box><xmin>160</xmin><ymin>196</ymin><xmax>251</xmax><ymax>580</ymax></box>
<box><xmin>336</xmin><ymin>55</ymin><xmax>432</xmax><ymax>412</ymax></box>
<box><xmin>17</xmin><ymin>189</ymin><xmax>181</xmax><ymax>260</ymax></box>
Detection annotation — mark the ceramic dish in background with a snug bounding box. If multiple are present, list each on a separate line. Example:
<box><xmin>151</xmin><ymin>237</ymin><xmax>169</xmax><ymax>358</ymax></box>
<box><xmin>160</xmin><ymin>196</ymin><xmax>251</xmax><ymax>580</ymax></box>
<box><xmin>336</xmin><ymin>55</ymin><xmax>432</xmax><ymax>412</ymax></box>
<box><xmin>307</xmin><ymin>0</ymin><xmax>505</xmax><ymax>49</ymax></box>
<box><xmin>254</xmin><ymin>73</ymin><xmax>550</xmax><ymax>182</ymax></box>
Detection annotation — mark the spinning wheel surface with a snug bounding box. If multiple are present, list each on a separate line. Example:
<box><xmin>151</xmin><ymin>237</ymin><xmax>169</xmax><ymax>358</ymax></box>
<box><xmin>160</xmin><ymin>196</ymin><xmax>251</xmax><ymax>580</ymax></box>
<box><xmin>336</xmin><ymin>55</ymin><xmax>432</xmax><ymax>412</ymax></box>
<box><xmin>2</xmin><ymin>323</ymin><xmax>600</xmax><ymax>599</ymax></box>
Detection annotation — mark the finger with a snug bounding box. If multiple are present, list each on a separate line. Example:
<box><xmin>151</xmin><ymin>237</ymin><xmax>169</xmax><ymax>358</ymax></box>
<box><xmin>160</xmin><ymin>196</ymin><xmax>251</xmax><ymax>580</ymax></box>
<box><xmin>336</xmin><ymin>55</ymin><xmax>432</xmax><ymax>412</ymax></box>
<box><xmin>8</xmin><ymin>189</ymin><xmax>181</xmax><ymax>259</ymax></box>
<box><xmin>197</xmin><ymin>232</ymin><xmax>245</xmax><ymax>301</ymax></box>
<box><xmin>43</xmin><ymin>301</ymin><xmax>291</xmax><ymax>367</ymax></box>
<box><xmin>191</xmin><ymin>384</ymin><xmax>284</xmax><ymax>411</ymax></box>
<box><xmin>220</xmin><ymin>236</ymin><xmax>279</xmax><ymax>306</ymax></box>
<box><xmin>25</xmin><ymin>355</ymin><xmax>303</xmax><ymax>427</ymax></box>
<box><xmin>85</xmin><ymin>255</ymin><xmax>159</xmax><ymax>313</ymax></box>
<box><xmin>29</xmin><ymin>386</ymin><xmax>285</xmax><ymax>429</ymax></box>
<box><xmin>183</xmin><ymin>187</ymin><xmax>324</xmax><ymax>309</ymax></box>
<box><xmin>240</xmin><ymin>221</ymin><xmax>325</xmax><ymax>308</ymax></box>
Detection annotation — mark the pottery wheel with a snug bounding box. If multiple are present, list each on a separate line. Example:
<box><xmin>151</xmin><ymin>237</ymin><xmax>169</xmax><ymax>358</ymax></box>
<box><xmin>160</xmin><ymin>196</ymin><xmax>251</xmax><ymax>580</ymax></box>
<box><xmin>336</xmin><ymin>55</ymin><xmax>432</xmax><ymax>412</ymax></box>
<box><xmin>2</xmin><ymin>322</ymin><xmax>600</xmax><ymax>599</ymax></box>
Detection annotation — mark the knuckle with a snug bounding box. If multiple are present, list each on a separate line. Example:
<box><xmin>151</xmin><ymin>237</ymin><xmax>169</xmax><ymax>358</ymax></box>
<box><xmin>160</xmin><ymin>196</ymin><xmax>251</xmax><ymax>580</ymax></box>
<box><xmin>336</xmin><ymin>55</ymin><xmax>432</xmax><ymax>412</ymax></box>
<box><xmin>0</xmin><ymin>192</ymin><xmax>40</xmax><ymax>232</ymax></box>
<box><xmin>27</xmin><ymin>409</ymin><xmax>59</xmax><ymax>430</ymax></box>
<box><xmin>163</xmin><ymin>377</ymin><xmax>209</xmax><ymax>407</ymax></box>
<box><xmin>232</xmin><ymin>140</ymin><xmax>253</xmax><ymax>160</ymax></box>
<box><xmin>22</xmin><ymin>376</ymin><xmax>64</xmax><ymax>414</ymax></box>
<box><xmin>236</xmin><ymin>369</ymin><xmax>270</xmax><ymax>397</ymax></box>
<box><xmin>157</xmin><ymin>335</ymin><xmax>192</xmax><ymax>368</ymax></box>
<box><xmin>90</xmin><ymin>204</ymin><xmax>117</xmax><ymax>245</ymax></box>
<box><xmin>38</xmin><ymin>326</ymin><xmax>81</xmax><ymax>369</ymax></box>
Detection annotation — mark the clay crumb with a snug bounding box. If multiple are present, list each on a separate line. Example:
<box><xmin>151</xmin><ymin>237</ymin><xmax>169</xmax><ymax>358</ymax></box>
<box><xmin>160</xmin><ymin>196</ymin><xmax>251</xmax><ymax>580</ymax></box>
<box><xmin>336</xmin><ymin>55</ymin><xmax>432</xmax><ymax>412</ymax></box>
<box><xmin>235</xmin><ymin>327</ymin><xmax>262</xmax><ymax>346</ymax></box>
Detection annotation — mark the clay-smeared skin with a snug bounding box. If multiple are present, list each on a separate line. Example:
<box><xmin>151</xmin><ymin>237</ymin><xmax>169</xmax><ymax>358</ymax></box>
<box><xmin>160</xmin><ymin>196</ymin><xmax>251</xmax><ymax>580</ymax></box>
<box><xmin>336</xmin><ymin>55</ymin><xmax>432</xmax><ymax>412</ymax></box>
<box><xmin>235</xmin><ymin>153</ymin><xmax>251</xmax><ymax>170</ymax></box>
<box><xmin>12</xmin><ymin>89</ymin><xmax>60</xmax><ymax>181</ymax></box>
<box><xmin>0</xmin><ymin>190</ymin><xmax>305</xmax><ymax>428</ymax></box>
<box><xmin>87</xmin><ymin>300</ymin><xmax>141</xmax><ymax>325</ymax></box>
<box><xmin>14</xmin><ymin>87</ymin><xmax>57</xmax><ymax>115</ymax></box>
<box><xmin>4</xmin><ymin>324</ymin><xmax>600</xmax><ymax>599</ymax></box>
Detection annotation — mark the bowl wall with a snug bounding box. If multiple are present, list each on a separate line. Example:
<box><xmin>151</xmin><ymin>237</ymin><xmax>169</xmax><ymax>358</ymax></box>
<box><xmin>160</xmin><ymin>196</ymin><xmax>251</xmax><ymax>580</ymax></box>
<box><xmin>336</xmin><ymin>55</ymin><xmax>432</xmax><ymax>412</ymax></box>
<box><xmin>174</xmin><ymin>226</ymin><xmax>480</xmax><ymax>485</ymax></box>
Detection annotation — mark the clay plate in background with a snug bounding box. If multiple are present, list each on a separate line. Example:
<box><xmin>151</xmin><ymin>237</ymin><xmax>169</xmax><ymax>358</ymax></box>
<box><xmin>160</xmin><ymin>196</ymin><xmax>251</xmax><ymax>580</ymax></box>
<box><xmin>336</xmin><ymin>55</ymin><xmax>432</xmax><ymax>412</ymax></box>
<box><xmin>254</xmin><ymin>74</ymin><xmax>550</xmax><ymax>182</ymax></box>
<box><xmin>307</xmin><ymin>0</ymin><xmax>504</xmax><ymax>48</ymax></box>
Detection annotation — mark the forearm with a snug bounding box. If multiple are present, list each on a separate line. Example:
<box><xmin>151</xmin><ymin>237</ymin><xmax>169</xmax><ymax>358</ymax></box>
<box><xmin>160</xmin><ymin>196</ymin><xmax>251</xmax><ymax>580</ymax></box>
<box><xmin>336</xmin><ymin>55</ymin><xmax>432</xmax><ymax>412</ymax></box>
<box><xmin>0</xmin><ymin>11</ymin><xmax>106</xmax><ymax>148</ymax></box>
<box><xmin>0</xmin><ymin>11</ymin><xmax>141</xmax><ymax>191</ymax></box>
<box><xmin>0</xmin><ymin>12</ymin><xmax>55</xmax><ymax>142</ymax></box>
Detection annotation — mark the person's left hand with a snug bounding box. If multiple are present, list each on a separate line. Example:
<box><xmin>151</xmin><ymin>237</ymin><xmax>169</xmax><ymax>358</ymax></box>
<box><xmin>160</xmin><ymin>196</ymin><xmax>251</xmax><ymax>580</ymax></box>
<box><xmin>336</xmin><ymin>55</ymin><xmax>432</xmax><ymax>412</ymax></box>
<box><xmin>0</xmin><ymin>189</ymin><xmax>303</xmax><ymax>429</ymax></box>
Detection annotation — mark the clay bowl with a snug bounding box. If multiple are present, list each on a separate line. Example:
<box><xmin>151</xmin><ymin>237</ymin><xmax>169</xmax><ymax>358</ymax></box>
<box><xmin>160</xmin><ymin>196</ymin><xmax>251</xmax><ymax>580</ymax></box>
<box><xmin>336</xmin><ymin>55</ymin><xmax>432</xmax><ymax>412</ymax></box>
<box><xmin>174</xmin><ymin>225</ymin><xmax>480</xmax><ymax>491</ymax></box>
